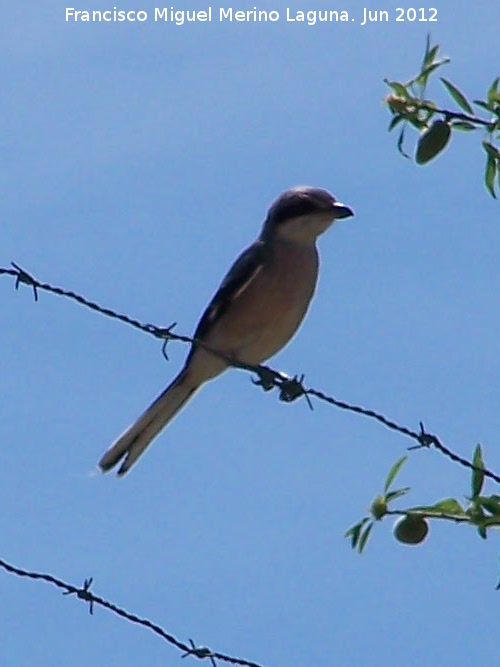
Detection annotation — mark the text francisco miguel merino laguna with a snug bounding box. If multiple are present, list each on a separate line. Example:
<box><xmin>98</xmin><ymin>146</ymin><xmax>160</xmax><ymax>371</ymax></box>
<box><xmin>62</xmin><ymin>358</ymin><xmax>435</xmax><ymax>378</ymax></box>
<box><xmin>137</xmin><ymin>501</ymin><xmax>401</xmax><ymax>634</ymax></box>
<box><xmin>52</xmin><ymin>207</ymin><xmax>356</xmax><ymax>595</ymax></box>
<box><xmin>66</xmin><ymin>6</ymin><xmax>372</xmax><ymax>24</ymax></box>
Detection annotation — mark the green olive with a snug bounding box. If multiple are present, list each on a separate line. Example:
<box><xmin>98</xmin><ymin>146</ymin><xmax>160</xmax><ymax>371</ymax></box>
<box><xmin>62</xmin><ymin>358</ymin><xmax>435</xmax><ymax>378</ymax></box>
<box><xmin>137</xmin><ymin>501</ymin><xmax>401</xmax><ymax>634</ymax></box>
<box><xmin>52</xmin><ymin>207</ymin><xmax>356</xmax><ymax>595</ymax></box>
<box><xmin>371</xmin><ymin>496</ymin><xmax>388</xmax><ymax>520</ymax></box>
<box><xmin>394</xmin><ymin>515</ymin><xmax>429</xmax><ymax>545</ymax></box>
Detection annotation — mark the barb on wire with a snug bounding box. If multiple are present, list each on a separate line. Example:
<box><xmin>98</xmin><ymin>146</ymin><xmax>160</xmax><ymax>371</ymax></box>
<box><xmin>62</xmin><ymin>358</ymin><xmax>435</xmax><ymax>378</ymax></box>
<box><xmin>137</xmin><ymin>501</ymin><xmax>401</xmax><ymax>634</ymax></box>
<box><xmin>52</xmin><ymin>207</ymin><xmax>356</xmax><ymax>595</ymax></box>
<box><xmin>11</xmin><ymin>262</ymin><xmax>39</xmax><ymax>301</ymax></box>
<box><xmin>0</xmin><ymin>558</ymin><xmax>265</xmax><ymax>667</ymax></box>
<box><xmin>182</xmin><ymin>639</ymin><xmax>218</xmax><ymax>667</ymax></box>
<box><xmin>304</xmin><ymin>390</ymin><xmax>500</xmax><ymax>485</ymax></box>
<box><xmin>62</xmin><ymin>577</ymin><xmax>95</xmax><ymax>614</ymax></box>
<box><xmin>2</xmin><ymin>262</ymin><xmax>500</xmax><ymax>485</ymax></box>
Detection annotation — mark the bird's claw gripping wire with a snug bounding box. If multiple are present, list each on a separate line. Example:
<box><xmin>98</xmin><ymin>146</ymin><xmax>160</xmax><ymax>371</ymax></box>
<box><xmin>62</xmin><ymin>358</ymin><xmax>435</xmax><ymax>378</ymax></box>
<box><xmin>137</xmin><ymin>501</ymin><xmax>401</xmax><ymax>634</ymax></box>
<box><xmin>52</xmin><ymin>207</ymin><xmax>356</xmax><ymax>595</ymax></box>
<box><xmin>251</xmin><ymin>366</ymin><xmax>279</xmax><ymax>391</ymax></box>
<box><xmin>278</xmin><ymin>374</ymin><xmax>314</xmax><ymax>411</ymax></box>
<box><xmin>252</xmin><ymin>368</ymin><xmax>313</xmax><ymax>410</ymax></box>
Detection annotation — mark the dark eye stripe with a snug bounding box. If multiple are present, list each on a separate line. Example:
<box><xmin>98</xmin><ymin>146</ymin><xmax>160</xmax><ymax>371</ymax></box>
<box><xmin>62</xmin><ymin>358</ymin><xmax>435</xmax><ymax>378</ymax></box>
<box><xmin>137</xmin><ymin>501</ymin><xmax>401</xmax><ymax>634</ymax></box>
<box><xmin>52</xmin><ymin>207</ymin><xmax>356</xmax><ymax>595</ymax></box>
<box><xmin>269</xmin><ymin>197</ymin><xmax>320</xmax><ymax>224</ymax></box>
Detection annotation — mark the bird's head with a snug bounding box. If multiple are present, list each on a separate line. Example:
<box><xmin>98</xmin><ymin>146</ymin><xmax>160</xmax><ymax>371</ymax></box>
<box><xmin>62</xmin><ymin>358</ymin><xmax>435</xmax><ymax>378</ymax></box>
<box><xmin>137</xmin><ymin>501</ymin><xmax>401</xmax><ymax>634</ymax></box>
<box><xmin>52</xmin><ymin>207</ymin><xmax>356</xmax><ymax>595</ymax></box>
<box><xmin>261</xmin><ymin>186</ymin><xmax>354</xmax><ymax>243</ymax></box>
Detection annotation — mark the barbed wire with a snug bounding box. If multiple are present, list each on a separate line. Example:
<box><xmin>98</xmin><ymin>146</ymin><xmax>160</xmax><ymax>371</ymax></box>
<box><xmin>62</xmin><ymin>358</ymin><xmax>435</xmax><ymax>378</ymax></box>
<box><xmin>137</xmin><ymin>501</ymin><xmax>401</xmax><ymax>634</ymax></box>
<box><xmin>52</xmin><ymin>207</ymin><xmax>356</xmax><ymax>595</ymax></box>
<box><xmin>0</xmin><ymin>557</ymin><xmax>264</xmax><ymax>667</ymax></box>
<box><xmin>2</xmin><ymin>261</ymin><xmax>500</xmax><ymax>485</ymax></box>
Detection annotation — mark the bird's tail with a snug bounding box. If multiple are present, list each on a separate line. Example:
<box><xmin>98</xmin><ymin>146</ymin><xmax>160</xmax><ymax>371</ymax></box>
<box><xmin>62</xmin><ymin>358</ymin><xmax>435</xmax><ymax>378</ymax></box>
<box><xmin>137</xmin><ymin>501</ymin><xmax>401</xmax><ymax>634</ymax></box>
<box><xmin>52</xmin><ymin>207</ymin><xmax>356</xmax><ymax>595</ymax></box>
<box><xmin>98</xmin><ymin>370</ymin><xmax>199</xmax><ymax>476</ymax></box>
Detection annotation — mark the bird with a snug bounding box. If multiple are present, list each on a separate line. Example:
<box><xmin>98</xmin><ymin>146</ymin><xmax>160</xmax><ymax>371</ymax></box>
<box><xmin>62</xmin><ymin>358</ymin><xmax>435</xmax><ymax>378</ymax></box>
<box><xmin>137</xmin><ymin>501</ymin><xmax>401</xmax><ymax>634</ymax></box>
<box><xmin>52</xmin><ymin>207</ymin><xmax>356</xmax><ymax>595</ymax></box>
<box><xmin>98</xmin><ymin>186</ymin><xmax>354</xmax><ymax>476</ymax></box>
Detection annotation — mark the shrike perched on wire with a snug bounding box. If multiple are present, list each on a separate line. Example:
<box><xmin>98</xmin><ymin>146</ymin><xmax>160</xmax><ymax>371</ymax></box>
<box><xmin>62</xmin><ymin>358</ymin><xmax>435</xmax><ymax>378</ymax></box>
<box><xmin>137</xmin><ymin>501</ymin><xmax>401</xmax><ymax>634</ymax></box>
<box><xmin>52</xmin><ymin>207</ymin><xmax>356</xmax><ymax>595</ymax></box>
<box><xmin>99</xmin><ymin>186</ymin><xmax>354</xmax><ymax>476</ymax></box>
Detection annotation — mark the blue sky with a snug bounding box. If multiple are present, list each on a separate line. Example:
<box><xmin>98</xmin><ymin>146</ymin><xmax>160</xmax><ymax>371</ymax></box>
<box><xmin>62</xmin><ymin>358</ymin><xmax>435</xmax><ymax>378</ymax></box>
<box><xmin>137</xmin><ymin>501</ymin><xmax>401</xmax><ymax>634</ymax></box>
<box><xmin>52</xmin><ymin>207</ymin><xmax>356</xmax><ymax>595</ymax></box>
<box><xmin>2</xmin><ymin>2</ymin><xmax>500</xmax><ymax>666</ymax></box>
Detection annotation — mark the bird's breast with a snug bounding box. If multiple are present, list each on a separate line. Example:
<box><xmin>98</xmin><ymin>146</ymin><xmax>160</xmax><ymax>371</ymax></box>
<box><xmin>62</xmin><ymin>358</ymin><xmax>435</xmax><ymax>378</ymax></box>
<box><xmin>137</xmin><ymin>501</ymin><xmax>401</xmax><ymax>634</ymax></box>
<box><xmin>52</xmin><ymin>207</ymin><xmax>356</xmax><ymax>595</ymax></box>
<box><xmin>205</xmin><ymin>240</ymin><xmax>319</xmax><ymax>365</ymax></box>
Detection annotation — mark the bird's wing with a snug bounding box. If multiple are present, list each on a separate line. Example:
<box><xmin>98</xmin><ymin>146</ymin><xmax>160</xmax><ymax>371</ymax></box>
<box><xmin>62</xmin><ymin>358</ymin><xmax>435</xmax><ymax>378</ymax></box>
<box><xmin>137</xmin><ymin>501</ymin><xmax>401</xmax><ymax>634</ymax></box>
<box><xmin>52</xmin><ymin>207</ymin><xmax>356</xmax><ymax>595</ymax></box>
<box><xmin>190</xmin><ymin>240</ymin><xmax>268</xmax><ymax>344</ymax></box>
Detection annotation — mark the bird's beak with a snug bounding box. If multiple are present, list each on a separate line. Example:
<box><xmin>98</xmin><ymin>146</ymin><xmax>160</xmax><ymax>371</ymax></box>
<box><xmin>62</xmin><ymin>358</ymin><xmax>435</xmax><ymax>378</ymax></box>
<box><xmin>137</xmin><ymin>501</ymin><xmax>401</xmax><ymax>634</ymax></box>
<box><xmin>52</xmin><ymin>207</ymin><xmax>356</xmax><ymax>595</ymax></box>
<box><xmin>333</xmin><ymin>202</ymin><xmax>354</xmax><ymax>219</ymax></box>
